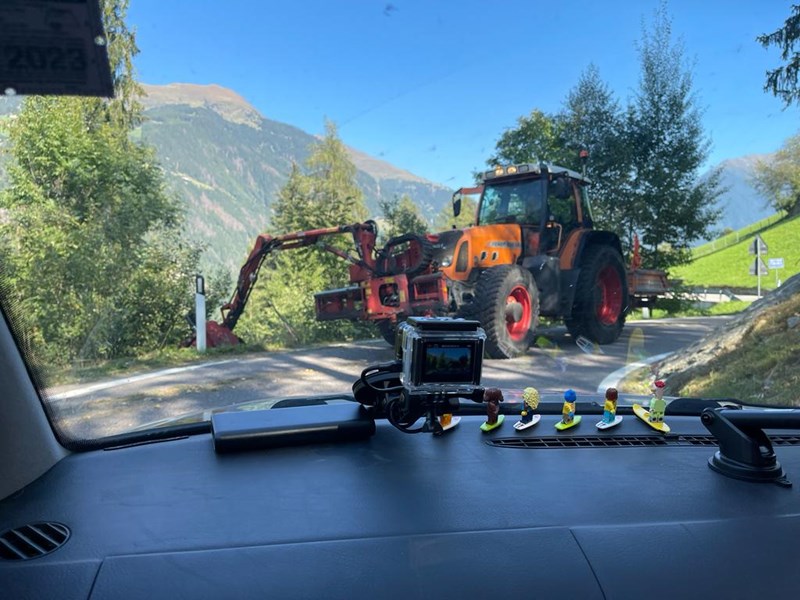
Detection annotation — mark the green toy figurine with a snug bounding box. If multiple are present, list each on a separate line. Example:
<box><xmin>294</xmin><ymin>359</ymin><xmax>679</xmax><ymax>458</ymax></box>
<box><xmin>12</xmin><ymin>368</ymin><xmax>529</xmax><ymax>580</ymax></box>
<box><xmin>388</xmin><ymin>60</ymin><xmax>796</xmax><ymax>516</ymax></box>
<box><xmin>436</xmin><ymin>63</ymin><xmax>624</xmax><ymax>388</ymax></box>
<box><xmin>555</xmin><ymin>389</ymin><xmax>581</xmax><ymax>431</ymax></box>
<box><xmin>633</xmin><ymin>379</ymin><xmax>670</xmax><ymax>433</ymax></box>
<box><xmin>480</xmin><ymin>387</ymin><xmax>505</xmax><ymax>432</ymax></box>
<box><xmin>514</xmin><ymin>387</ymin><xmax>541</xmax><ymax>431</ymax></box>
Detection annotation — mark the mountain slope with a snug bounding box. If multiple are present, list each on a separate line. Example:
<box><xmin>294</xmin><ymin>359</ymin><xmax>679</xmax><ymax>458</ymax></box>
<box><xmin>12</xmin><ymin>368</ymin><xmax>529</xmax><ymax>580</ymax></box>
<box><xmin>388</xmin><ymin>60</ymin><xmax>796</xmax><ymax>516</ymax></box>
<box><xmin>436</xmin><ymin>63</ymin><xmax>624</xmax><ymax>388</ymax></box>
<box><xmin>705</xmin><ymin>154</ymin><xmax>774</xmax><ymax>235</ymax></box>
<box><xmin>136</xmin><ymin>84</ymin><xmax>454</xmax><ymax>274</ymax></box>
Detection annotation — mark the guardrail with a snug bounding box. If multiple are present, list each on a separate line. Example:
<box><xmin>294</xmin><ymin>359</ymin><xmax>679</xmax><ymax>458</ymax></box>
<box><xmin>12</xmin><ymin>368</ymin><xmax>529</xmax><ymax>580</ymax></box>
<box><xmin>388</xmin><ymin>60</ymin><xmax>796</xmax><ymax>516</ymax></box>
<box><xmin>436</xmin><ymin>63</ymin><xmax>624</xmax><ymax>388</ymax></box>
<box><xmin>692</xmin><ymin>211</ymin><xmax>788</xmax><ymax>260</ymax></box>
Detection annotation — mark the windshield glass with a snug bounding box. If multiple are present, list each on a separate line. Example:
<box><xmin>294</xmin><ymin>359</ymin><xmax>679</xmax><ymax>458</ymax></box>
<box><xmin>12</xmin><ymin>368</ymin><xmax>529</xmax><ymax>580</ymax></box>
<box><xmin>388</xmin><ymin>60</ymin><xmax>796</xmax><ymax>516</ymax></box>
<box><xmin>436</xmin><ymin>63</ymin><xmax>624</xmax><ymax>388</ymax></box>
<box><xmin>0</xmin><ymin>1</ymin><xmax>798</xmax><ymax>445</ymax></box>
<box><xmin>478</xmin><ymin>179</ymin><xmax>545</xmax><ymax>226</ymax></box>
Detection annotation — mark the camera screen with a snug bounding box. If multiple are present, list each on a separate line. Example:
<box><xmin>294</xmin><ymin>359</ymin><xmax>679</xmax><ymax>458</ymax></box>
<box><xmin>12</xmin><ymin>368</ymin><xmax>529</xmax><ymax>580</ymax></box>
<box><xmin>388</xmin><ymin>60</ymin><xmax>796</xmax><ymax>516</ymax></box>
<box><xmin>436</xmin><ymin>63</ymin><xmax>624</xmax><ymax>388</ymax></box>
<box><xmin>421</xmin><ymin>342</ymin><xmax>476</xmax><ymax>384</ymax></box>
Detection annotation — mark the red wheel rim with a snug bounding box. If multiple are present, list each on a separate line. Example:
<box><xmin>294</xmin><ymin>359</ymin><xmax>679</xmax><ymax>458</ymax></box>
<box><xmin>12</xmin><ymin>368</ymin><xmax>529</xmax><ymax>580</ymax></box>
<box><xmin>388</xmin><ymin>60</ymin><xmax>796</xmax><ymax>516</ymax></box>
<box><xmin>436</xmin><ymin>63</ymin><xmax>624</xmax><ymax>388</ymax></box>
<box><xmin>597</xmin><ymin>266</ymin><xmax>622</xmax><ymax>326</ymax></box>
<box><xmin>506</xmin><ymin>285</ymin><xmax>532</xmax><ymax>342</ymax></box>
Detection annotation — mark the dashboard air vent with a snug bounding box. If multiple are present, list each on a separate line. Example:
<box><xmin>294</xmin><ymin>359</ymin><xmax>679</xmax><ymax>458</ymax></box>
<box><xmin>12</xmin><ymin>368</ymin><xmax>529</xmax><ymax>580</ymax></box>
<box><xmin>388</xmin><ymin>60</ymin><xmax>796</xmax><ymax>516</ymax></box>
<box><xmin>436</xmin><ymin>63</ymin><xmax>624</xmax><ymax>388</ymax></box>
<box><xmin>0</xmin><ymin>522</ymin><xmax>70</xmax><ymax>560</ymax></box>
<box><xmin>488</xmin><ymin>434</ymin><xmax>800</xmax><ymax>449</ymax></box>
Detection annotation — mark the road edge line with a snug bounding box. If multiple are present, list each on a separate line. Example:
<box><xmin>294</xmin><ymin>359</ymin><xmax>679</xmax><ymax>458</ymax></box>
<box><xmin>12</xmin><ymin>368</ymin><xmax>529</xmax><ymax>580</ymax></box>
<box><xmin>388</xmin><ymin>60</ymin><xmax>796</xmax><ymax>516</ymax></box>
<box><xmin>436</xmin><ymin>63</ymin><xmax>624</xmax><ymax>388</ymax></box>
<box><xmin>596</xmin><ymin>352</ymin><xmax>673</xmax><ymax>393</ymax></box>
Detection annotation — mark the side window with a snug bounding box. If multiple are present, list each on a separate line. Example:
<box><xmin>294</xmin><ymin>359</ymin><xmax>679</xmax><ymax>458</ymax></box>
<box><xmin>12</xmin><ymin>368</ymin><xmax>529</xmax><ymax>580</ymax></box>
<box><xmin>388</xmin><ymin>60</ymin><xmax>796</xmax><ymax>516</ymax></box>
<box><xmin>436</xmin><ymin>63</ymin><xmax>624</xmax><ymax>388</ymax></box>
<box><xmin>548</xmin><ymin>179</ymin><xmax>578</xmax><ymax>229</ymax></box>
<box><xmin>580</xmin><ymin>186</ymin><xmax>594</xmax><ymax>226</ymax></box>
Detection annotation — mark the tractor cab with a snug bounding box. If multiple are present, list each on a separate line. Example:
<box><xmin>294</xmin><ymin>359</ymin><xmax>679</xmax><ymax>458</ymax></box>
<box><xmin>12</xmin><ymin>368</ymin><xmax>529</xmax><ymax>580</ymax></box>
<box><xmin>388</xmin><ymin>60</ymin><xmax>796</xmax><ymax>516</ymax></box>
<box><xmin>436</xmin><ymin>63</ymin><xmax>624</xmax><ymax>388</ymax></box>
<box><xmin>452</xmin><ymin>162</ymin><xmax>593</xmax><ymax>258</ymax></box>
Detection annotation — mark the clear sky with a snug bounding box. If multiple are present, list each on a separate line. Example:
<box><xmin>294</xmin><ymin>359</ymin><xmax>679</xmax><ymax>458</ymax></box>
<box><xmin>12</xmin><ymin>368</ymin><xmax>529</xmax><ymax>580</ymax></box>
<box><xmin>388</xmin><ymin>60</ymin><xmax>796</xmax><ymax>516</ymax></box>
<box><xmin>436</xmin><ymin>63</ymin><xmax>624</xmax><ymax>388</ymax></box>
<box><xmin>128</xmin><ymin>0</ymin><xmax>798</xmax><ymax>186</ymax></box>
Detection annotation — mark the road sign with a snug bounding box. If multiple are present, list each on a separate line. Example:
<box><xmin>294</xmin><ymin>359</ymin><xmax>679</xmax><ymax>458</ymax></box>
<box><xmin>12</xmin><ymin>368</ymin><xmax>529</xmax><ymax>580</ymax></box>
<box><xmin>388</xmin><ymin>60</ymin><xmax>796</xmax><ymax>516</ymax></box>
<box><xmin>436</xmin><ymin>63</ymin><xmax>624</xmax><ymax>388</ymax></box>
<box><xmin>750</xmin><ymin>257</ymin><xmax>768</xmax><ymax>276</ymax></box>
<box><xmin>768</xmin><ymin>258</ymin><xmax>784</xmax><ymax>269</ymax></box>
<box><xmin>749</xmin><ymin>235</ymin><xmax>768</xmax><ymax>255</ymax></box>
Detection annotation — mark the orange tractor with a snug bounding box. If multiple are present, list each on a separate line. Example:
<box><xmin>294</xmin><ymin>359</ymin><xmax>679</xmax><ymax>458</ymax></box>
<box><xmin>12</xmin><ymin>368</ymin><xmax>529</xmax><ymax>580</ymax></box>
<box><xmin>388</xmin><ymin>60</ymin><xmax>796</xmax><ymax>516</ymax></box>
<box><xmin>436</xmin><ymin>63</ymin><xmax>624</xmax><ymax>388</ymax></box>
<box><xmin>202</xmin><ymin>162</ymin><xmax>667</xmax><ymax>358</ymax></box>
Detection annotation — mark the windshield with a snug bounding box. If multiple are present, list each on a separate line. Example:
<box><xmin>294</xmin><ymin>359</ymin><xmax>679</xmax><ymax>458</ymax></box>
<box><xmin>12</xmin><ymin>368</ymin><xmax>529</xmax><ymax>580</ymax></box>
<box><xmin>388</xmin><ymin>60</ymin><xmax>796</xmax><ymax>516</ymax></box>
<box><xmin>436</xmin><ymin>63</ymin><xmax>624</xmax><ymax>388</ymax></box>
<box><xmin>0</xmin><ymin>1</ymin><xmax>798</xmax><ymax>446</ymax></box>
<box><xmin>478</xmin><ymin>179</ymin><xmax>545</xmax><ymax>226</ymax></box>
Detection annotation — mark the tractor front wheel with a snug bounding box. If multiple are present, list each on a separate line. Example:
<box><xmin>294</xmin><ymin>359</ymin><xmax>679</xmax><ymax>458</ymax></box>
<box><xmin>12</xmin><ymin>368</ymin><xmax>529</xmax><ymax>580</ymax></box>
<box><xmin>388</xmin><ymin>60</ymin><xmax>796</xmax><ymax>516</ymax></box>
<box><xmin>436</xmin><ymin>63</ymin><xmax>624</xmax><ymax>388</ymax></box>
<box><xmin>475</xmin><ymin>265</ymin><xmax>539</xmax><ymax>359</ymax></box>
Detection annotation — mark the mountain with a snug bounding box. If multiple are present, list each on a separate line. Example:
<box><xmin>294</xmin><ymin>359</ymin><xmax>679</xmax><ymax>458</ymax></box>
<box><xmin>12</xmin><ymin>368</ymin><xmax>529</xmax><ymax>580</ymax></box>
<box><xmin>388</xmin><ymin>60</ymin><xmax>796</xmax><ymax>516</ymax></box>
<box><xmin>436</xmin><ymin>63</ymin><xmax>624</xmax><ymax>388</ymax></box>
<box><xmin>136</xmin><ymin>83</ymin><xmax>454</xmax><ymax>274</ymax></box>
<box><xmin>704</xmin><ymin>154</ymin><xmax>776</xmax><ymax>237</ymax></box>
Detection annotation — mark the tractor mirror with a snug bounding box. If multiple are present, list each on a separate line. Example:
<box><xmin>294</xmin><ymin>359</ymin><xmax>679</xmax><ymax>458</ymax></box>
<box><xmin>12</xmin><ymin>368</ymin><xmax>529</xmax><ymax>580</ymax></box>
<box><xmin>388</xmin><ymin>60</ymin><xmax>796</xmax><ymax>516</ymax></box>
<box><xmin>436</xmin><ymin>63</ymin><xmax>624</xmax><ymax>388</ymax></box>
<box><xmin>552</xmin><ymin>177</ymin><xmax>572</xmax><ymax>200</ymax></box>
<box><xmin>452</xmin><ymin>191</ymin><xmax>462</xmax><ymax>218</ymax></box>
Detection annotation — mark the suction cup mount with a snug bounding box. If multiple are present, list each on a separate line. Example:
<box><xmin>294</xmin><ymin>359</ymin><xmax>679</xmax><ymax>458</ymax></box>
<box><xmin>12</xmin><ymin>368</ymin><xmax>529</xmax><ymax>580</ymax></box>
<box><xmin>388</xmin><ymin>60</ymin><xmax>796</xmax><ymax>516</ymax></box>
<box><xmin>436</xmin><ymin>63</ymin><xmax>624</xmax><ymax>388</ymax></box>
<box><xmin>701</xmin><ymin>407</ymin><xmax>800</xmax><ymax>488</ymax></box>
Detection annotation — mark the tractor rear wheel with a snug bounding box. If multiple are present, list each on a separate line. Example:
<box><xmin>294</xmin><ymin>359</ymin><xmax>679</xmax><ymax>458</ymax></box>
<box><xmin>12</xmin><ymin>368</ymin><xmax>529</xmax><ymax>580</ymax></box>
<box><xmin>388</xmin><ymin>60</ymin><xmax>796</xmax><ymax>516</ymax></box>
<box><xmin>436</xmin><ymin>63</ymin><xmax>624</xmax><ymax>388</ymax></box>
<box><xmin>475</xmin><ymin>265</ymin><xmax>539</xmax><ymax>359</ymax></box>
<box><xmin>565</xmin><ymin>245</ymin><xmax>628</xmax><ymax>345</ymax></box>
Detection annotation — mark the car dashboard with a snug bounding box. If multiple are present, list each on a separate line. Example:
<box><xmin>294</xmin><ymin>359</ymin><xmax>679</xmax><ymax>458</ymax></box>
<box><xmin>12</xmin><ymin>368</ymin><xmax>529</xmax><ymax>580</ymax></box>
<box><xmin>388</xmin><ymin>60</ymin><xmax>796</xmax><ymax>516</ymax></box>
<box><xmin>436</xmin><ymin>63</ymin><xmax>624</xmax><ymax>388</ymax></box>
<box><xmin>2</xmin><ymin>403</ymin><xmax>800</xmax><ymax>599</ymax></box>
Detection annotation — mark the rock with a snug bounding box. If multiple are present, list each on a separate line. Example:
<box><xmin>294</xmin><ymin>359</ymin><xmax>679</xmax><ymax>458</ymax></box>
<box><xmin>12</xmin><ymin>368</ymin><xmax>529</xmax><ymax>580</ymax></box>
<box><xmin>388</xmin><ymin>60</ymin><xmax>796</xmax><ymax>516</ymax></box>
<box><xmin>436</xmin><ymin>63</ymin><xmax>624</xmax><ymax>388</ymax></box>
<box><xmin>789</xmin><ymin>316</ymin><xmax>800</xmax><ymax>329</ymax></box>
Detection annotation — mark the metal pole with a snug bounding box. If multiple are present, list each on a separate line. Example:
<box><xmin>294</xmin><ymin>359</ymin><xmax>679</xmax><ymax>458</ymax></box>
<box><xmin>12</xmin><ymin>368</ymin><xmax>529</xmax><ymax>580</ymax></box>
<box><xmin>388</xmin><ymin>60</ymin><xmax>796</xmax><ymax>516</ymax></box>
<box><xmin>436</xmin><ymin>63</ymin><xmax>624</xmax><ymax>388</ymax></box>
<box><xmin>195</xmin><ymin>275</ymin><xmax>206</xmax><ymax>352</ymax></box>
<box><xmin>757</xmin><ymin>242</ymin><xmax>761</xmax><ymax>299</ymax></box>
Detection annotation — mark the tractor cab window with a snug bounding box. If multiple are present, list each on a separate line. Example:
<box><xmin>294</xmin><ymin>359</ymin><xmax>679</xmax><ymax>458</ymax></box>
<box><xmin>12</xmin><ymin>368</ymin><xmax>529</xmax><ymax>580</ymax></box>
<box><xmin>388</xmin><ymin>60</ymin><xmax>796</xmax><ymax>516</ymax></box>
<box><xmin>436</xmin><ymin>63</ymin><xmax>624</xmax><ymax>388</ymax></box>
<box><xmin>546</xmin><ymin>177</ymin><xmax>579</xmax><ymax>229</ymax></box>
<box><xmin>478</xmin><ymin>179</ymin><xmax>544</xmax><ymax>226</ymax></box>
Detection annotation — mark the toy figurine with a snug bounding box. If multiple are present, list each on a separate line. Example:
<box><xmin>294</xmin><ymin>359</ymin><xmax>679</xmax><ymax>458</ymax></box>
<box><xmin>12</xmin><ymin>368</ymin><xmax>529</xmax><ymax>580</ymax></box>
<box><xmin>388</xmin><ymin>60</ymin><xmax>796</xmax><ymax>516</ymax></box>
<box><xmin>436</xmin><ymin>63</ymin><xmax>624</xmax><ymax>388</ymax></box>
<box><xmin>480</xmin><ymin>387</ymin><xmax>505</xmax><ymax>432</ymax></box>
<box><xmin>596</xmin><ymin>387</ymin><xmax>623</xmax><ymax>430</ymax></box>
<box><xmin>439</xmin><ymin>413</ymin><xmax>461</xmax><ymax>431</ymax></box>
<box><xmin>555</xmin><ymin>389</ymin><xmax>581</xmax><ymax>431</ymax></box>
<box><xmin>633</xmin><ymin>380</ymin><xmax>671</xmax><ymax>433</ymax></box>
<box><xmin>514</xmin><ymin>387</ymin><xmax>541</xmax><ymax>431</ymax></box>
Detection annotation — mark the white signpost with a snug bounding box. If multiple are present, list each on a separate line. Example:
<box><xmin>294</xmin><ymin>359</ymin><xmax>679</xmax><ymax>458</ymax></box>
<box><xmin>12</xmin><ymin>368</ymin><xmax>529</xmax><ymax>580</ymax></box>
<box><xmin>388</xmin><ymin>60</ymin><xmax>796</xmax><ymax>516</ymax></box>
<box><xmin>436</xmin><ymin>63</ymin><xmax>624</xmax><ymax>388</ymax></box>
<box><xmin>768</xmin><ymin>257</ymin><xmax>784</xmax><ymax>287</ymax></box>
<box><xmin>195</xmin><ymin>275</ymin><xmax>206</xmax><ymax>353</ymax></box>
<box><xmin>749</xmin><ymin>235</ymin><xmax>768</xmax><ymax>298</ymax></box>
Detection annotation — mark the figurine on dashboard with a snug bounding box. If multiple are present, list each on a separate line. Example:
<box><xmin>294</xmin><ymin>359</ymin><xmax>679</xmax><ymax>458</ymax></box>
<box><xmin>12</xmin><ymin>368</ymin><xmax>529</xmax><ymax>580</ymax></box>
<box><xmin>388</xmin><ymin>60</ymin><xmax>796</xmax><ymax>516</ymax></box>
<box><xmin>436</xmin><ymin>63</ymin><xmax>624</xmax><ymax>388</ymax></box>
<box><xmin>514</xmin><ymin>387</ymin><xmax>541</xmax><ymax>430</ymax></box>
<box><xmin>480</xmin><ymin>387</ymin><xmax>505</xmax><ymax>432</ymax></box>
<box><xmin>596</xmin><ymin>387</ymin><xmax>623</xmax><ymax>430</ymax></box>
<box><xmin>438</xmin><ymin>413</ymin><xmax>460</xmax><ymax>431</ymax></box>
<box><xmin>633</xmin><ymin>379</ymin><xmax>670</xmax><ymax>433</ymax></box>
<box><xmin>555</xmin><ymin>389</ymin><xmax>581</xmax><ymax>431</ymax></box>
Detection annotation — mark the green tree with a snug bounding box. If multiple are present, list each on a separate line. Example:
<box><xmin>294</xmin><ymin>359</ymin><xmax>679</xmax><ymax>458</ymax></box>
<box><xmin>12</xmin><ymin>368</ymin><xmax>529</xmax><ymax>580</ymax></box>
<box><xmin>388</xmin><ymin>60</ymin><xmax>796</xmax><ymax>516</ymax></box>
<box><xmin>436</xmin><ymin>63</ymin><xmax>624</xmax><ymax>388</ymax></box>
<box><xmin>379</xmin><ymin>194</ymin><xmax>429</xmax><ymax>240</ymax></box>
<box><xmin>625</xmin><ymin>4</ymin><xmax>722</xmax><ymax>269</ymax></box>
<box><xmin>487</xmin><ymin>109</ymin><xmax>568</xmax><ymax>166</ymax></box>
<box><xmin>237</xmin><ymin>122</ymin><xmax>372</xmax><ymax>347</ymax></box>
<box><xmin>753</xmin><ymin>132</ymin><xmax>800</xmax><ymax>215</ymax></box>
<box><xmin>559</xmin><ymin>65</ymin><xmax>633</xmax><ymax>245</ymax></box>
<box><xmin>758</xmin><ymin>5</ymin><xmax>800</xmax><ymax>107</ymax></box>
<box><xmin>0</xmin><ymin>0</ymin><xmax>198</xmax><ymax>367</ymax></box>
<box><xmin>433</xmin><ymin>194</ymin><xmax>478</xmax><ymax>230</ymax></box>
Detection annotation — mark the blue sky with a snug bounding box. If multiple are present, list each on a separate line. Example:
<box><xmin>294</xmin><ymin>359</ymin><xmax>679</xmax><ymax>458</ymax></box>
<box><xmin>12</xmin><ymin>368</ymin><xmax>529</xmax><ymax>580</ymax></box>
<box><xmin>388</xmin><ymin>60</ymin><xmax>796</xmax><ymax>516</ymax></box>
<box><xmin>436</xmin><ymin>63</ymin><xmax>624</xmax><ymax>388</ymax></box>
<box><xmin>128</xmin><ymin>0</ymin><xmax>797</xmax><ymax>186</ymax></box>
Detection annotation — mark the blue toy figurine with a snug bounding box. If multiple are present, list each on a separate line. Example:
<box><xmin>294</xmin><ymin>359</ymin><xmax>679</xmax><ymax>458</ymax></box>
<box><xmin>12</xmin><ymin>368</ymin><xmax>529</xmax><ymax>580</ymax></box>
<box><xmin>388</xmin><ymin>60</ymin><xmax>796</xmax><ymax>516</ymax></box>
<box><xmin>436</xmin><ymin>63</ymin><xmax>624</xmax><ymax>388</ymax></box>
<box><xmin>555</xmin><ymin>389</ymin><xmax>581</xmax><ymax>431</ymax></box>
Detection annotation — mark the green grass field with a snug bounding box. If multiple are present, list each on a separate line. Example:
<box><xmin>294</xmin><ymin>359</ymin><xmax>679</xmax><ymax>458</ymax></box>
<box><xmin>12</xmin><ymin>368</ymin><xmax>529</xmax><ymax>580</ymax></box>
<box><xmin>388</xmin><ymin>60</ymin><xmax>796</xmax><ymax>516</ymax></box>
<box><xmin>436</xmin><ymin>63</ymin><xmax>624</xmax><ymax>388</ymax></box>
<box><xmin>671</xmin><ymin>215</ymin><xmax>800</xmax><ymax>291</ymax></box>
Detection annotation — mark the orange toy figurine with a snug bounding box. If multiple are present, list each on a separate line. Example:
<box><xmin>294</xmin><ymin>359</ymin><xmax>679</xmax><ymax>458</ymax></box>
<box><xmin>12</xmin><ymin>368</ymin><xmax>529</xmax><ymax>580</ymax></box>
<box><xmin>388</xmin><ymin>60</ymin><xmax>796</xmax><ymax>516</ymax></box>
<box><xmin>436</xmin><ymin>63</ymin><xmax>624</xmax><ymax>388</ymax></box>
<box><xmin>480</xmin><ymin>387</ymin><xmax>505</xmax><ymax>432</ymax></box>
<box><xmin>438</xmin><ymin>412</ymin><xmax>461</xmax><ymax>432</ymax></box>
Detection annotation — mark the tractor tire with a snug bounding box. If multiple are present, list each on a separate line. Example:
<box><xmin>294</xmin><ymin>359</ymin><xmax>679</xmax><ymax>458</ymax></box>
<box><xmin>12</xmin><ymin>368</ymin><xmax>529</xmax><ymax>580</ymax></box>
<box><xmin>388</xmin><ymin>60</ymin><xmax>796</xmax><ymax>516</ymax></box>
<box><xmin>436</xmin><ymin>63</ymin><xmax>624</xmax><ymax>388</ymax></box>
<box><xmin>474</xmin><ymin>265</ymin><xmax>539</xmax><ymax>359</ymax></box>
<box><xmin>377</xmin><ymin>234</ymin><xmax>433</xmax><ymax>278</ymax></box>
<box><xmin>377</xmin><ymin>319</ymin><xmax>397</xmax><ymax>347</ymax></box>
<box><xmin>565</xmin><ymin>245</ymin><xmax>628</xmax><ymax>345</ymax></box>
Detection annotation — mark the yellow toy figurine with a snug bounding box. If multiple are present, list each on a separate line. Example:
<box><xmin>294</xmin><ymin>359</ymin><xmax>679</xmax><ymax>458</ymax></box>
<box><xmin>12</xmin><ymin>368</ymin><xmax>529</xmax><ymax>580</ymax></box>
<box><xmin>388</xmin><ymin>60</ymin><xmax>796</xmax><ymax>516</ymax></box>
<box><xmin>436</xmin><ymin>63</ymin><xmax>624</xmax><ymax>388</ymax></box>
<box><xmin>514</xmin><ymin>387</ymin><xmax>541</xmax><ymax>431</ymax></box>
<box><xmin>596</xmin><ymin>387</ymin><xmax>623</xmax><ymax>430</ymax></box>
<box><xmin>633</xmin><ymin>380</ymin><xmax>670</xmax><ymax>433</ymax></box>
<box><xmin>555</xmin><ymin>389</ymin><xmax>581</xmax><ymax>431</ymax></box>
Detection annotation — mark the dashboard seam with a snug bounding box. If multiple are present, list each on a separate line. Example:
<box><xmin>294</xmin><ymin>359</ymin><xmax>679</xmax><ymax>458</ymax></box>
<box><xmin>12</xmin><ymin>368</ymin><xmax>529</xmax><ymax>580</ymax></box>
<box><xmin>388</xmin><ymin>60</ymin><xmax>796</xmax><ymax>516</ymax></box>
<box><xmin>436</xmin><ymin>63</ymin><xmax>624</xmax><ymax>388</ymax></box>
<box><xmin>569</xmin><ymin>528</ymin><xmax>607</xmax><ymax>600</ymax></box>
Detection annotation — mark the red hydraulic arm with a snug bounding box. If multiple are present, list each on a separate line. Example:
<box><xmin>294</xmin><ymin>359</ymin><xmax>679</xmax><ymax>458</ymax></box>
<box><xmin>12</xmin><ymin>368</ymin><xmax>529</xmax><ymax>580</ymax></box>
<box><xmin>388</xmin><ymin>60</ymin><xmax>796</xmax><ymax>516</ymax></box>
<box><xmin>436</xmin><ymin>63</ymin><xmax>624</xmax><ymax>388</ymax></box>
<box><xmin>216</xmin><ymin>222</ymin><xmax>379</xmax><ymax>337</ymax></box>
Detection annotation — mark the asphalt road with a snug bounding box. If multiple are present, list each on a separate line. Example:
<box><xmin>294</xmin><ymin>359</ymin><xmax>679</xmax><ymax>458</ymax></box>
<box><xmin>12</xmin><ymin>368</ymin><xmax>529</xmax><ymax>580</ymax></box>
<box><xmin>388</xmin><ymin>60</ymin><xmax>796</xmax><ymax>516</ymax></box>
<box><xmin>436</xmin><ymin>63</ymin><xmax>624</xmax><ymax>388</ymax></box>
<box><xmin>46</xmin><ymin>317</ymin><xmax>730</xmax><ymax>440</ymax></box>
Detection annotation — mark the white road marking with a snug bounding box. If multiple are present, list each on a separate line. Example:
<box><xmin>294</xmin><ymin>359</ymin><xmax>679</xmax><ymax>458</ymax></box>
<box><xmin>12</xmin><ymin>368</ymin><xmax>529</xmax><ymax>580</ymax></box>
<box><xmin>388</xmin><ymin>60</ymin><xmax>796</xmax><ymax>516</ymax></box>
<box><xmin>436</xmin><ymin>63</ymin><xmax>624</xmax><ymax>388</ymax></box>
<box><xmin>596</xmin><ymin>352</ymin><xmax>673</xmax><ymax>392</ymax></box>
<box><xmin>47</xmin><ymin>359</ymin><xmax>239</xmax><ymax>401</ymax></box>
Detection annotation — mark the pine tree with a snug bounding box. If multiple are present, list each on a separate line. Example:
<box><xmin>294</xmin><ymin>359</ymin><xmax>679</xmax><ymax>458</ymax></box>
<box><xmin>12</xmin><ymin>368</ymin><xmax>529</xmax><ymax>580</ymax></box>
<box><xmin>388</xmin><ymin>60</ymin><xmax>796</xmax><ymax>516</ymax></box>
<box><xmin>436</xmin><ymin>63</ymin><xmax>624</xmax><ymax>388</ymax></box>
<box><xmin>237</xmin><ymin>122</ymin><xmax>372</xmax><ymax>347</ymax></box>
<box><xmin>626</xmin><ymin>3</ymin><xmax>722</xmax><ymax>269</ymax></box>
<box><xmin>559</xmin><ymin>65</ymin><xmax>632</xmax><ymax>246</ymax></box>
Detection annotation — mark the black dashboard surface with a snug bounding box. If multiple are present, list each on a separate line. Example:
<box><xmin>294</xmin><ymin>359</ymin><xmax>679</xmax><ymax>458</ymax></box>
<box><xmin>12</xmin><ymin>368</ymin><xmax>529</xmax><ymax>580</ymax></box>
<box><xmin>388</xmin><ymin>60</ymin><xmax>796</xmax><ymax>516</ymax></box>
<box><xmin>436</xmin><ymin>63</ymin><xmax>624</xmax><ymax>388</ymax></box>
<box><xmin>2</xmin><ymin>410</ymin><xmax>800</xmax><ymax>599</ymax></box>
